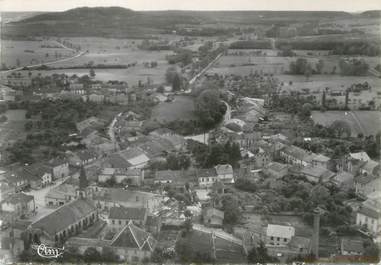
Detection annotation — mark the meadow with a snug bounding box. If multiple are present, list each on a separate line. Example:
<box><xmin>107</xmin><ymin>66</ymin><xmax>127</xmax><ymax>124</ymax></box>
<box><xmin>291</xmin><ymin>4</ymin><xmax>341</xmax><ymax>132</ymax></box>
<box><xmin>12</xmin><ymin>37</ymin><xmax>177</xmax><ymax>86</ymax></box>
<box><xmin>151</xmin><ymin>95</ymin><xmax>196</xmax><ymax>123</ymax></box>
<box><xmin>311</xmin><ymin>110</ymin><xmax>381</xmax><ymax>136</ymax></box>
<box><xmin>277</xmin><ymin>74</ymin><xmax>381</xmax><ymax>92</ymax></box>
<box><xmin>210</xmin><ymin>53</ymin><xmax>380</xmax><ymax>76</ymax></box>
<box><xmin>1</xmin><ymin>40</ymin><xmax>75</xmax><ymax>68</ymax></box>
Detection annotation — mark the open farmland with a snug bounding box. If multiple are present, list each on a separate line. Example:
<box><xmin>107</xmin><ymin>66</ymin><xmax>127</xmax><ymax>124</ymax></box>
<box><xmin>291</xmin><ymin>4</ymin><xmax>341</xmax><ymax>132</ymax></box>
<box><xmin>12</xmin><ymin>37</ymin><xmax>176</xmax><ymax>86</ymax></box>
<box><xmin>51</xmin><ymin>37</ymin><xmax>175</xmax><ymax>68</ymax></box>
<box><xmin>277</xmin><ymin>74</ymin><xmax>381</xmax><ymax>92</ymax></box>
<box><xmin>151</xmin><ymin>95</ymin><xmax>196</xmax><ymax>123</ymax></box>
<box><xmin>311</xmin><ymin>110</ymin><xmax>381</xmax><ymax>136</ymax></box>
<box><xmin>17</xmin><ymin>65</ymin><xmax>168</xmax><ymax>86</ymax></box>
<box><xmin>1</xmin><ymin>40</ymin><xmax>75</xmax><ymax>68</ymax></box>
<box><xmin>209</xmin><ymin>53</ymin><xmax>380</xmax><ymax>76</ymax></box>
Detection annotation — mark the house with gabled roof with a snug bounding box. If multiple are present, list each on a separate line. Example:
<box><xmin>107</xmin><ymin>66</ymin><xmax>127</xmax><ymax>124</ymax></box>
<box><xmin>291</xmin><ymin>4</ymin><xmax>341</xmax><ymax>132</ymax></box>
<box><xmin>27</xmin><ymin>198</ymin><xmax>99</xmax><ymax>246</ymax></box>
<box><xmin>176</xmin><ymin>224</ymin><xmax>247</xmax><ymax>263</ymax></box>
<box><xmin>0</xmin><ymin>192</ymin><xmax>35</xmax><ymax>218</ymax></box>
<box><xmin>331</xmin><ymin>171</ymin><xmax>354</xmax><ymax>191</ymax></box>
<box><xmin>215</xmin><ymin>164</ymin><xmax>234</xmax><ymax>184</ymax></box>
<box><xmin>297</xmin><ymin>165</ymin><xmax>336</xmax><ymax>183</ymax></box>
<box><xmin>66</xmin><ymin>220</ymin><xmax>157</xmax><ymax>262</ymax></box>
<box><xmin>108</xmin><ymin>206</ymin><xmax>147</xmax><ymax>229</ymax></box>
<box><xmin>47</xmin><ymin>157</ymin><xmax>69</xmax><ymax>179</ymax></box>
<box><xmin>67</xmin><ymin>149</ymin><xmax>98</xmax><ymax>167</ymax></box>
<box><xmin>93</xmin><ymin>188</ymin><xmax>163</xmax><ymax>214</ymax></box>
<box><xmin>354</xmin><ymin>174</ymin><xmax>381</xmax><ymax>198</ymax></box>
<box><xmin>22</xmin><ymin>163</ymin><xmax>53</xmax><ymax>189</ymax></box>
<box><xmin>279</xmin><ymin>145</ymin><xmax>314</xmax><ymax>167</ymax></box>
<box><xmin>340</xmin><ymin>237</ymin><xmax>364</xmax><ymax>256</ymax></box>
<box><xmin>356</xmin><ymin>197</ymin><xmax>381</xmax><ymax>238</ymax></box>
<box><xmin>98</xmin><ymin>168</ymin><xmax>144</xmax><ymax>186</ymax></box>
<box><xmin>105</xmin><ymin>148</ymin><xmax>150</xmax><ymax>170</ymax></box>
<box><xmin>45</xmin><ymin>183</ymin><xmax>77</xmax><ymax>207</ymax></box>
<box><xmin>266</xmin><ymin>224</ymin><xmax>295</xmax><ymax>247</ymax></box>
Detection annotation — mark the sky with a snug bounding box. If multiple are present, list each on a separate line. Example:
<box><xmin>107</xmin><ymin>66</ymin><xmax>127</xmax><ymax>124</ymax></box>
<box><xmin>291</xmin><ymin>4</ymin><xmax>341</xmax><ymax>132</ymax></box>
<box><xmin>0</xmin><ymin>0</ymin><xmax>381</xmax><ymax>12</ymax></box>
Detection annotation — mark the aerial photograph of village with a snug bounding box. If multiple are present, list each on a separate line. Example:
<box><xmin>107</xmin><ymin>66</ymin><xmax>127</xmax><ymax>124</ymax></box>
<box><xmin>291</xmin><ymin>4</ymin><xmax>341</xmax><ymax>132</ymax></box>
<box><xmin>0</xmin><ymin>0</ymin><xmax>380</xmax><ymax>263</ymax></box>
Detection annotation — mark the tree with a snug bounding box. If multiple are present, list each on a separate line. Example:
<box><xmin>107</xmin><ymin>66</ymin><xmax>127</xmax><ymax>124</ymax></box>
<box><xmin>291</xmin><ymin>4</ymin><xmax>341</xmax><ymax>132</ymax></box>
<box><xmin>248</xmin><ymin>241</ymin><xmax>277</xmax><ymax>263</ymax></box>
<box><xmin>363</xmin><ymin>240</ymin><xmax>380</xmax><ymax>262</ymax></box>
<box><xmin>24</xmin><ymin>121</ymin><xmax>33</xmax><ymax>131</ymax></box>
<box><xmin>101</xmin><ymin>246</ymin><xmax>119</xmax><ymax>262</ymax></box>
<box><xmin>315</xmin><ymin>59</ymin><xmax>324</xmax><ymax>74</ymax></box>
<box><xmin>184</xmin><ymin>218</ymin><xmax>193</xmax><ymax>233</ymax></box>
<box><xmin>330</xmin><ymin>120</ymin><xmax>351</xmax><ymax>138</ymax></box>
<box><xmin>83</xmin><ymin>247</ymin><xmax>101</xmax><ymax>262</ymax></box>
<box><xmin>172</xmin><ymin>73</ymin><xmax>182</xmax><ymax>91</ymax></box>
<box><xmin>156</xmin><ymin>86</ymin><xmax>164</xmax><ymax>93</ymax></box>
<box><xmin>221</xmin><ymin>194</ymin><xmax>241</xmax><ymax>225</ymax></box>
<box><xmin>165</xmin><ymin>66</ymin><xmax>178</xmax><ymax>84</ymax></box>
<box><xmin>299</xmin><ymin>103</ymin><xmax>312</xmax><ymax>120</ymax></box>
<box><xmin>289</xmin><ymin>58</ymin><xmax>309</xmax><ymax>75</ymax></box>
<box><xmin>195</xmin><ymin>89</ymin><xmax>227</xmax><ymax>129</ymax></box>
<box><xmin>89</xmin><ymin>68</ymin><xmax>95</xmax><ymax>78</ymax></box>
<box><xmin>166</xmin><ymin>153</ymin><xmax>191</xmax><ymax>170</ymax></box>
<box><xmin>339</xmin><ymin>58</ymin><xmax>369</xmax><ymax>76</ymax></box>
<box><xmin>0</xmin><ymin>115</ymin><xmax>7</xmax><ymax>123</ymax></box>
<box><xmin>304</xmin><ymin>64</ymin><xmax>313</xmax><ymax>81</ymax></box>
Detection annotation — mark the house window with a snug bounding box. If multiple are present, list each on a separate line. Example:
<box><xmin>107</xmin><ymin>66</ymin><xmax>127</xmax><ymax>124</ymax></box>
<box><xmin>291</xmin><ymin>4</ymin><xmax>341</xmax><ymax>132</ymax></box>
<box><xmin>277</xmin><ymin>237</ymin><xmax>280</xmax><ymax>241</ymax></box>
<box><xmin>270</xmin><ymin>236</ymin><xmax>274</xmax><ymax>240</ymax></box>
<box><xmin>284</xmin><ymin>238</ymin><xmax>287</xmax><ymax>242</ymax></box>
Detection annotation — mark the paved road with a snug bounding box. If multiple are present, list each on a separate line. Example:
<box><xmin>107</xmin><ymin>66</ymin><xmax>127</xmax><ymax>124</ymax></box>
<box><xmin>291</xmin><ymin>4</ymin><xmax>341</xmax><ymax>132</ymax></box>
<box><xmin>24</xmin><ymin>176</ymin><xmax>70</xmax><ymax>222</ymax></box>
<box><xmin>188</xmin><ymin>52</ymin><xmax>223</xmax><ymax>85</ymax></box>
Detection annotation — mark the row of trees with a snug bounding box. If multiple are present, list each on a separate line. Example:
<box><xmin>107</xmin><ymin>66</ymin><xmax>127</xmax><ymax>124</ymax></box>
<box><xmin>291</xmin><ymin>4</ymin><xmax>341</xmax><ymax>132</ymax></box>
<box><xmin>276</xmin><ymin>39</ymin><xmax>380</xmax><ymax>56</ymax></box>
<box><xmin>187</xmin><ymin>140</ymin><xmax>241</xmax><ymax>168</ymax></box>
<box><xmin>287</xmin><ymin>58</ymin><xmax>325</xmax><ymax>76</ymax></box>
<box><xmin>339</xmin><ymin>58</ymin><xmax>369</xmax><ymax>76</ymax></box>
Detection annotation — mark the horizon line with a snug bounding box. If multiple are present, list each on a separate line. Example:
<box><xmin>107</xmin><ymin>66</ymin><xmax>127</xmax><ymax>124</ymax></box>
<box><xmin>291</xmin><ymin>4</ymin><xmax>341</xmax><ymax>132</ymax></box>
<box><xmin>1</xmin><ymin>6</ymin><xmax>380</xmax><ymax>13</ymax></box>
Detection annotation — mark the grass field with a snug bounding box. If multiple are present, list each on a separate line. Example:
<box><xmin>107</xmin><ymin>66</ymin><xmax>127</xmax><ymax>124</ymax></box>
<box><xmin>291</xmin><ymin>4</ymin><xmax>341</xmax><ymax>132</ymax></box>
<box><xmin>151</xmin><ymin>95</ymin><xmax>196</xmax><ymax>123</ymax></box>
<box><xmin>1</xmin><ymin>40</ymin><xmax>75</xmax><ymax>68</ymax></box>
<box><xmin>209</xmin><ymin>53</ymin><xmax>380</xmax><ymax>76</ymax></box>
<box><xmin>311</xmin><ymin>110</ymin><xmax>381</xmax><ymax>136</ymax></box>
<box><xmin>277</xmin><ymin>74</ymin><xmax>381</xmax><ymax>92</ymax></box>
<box><xmin>18</xmin><ymin>65</ymin><xmax>168</xmax><ymax>85</ymax></box>
<box><xmin>13</xmin><ymin>37</ymin><xmax>176</xmax><ymax>86</ymax></box>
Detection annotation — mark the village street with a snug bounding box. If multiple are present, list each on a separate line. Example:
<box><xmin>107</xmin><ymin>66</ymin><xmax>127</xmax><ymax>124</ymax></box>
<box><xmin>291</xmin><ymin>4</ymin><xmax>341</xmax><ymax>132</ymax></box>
<box><xmin>24</xmin><ymin>176</ymin><xmax>70</xmax><ymax>222</ymax></box>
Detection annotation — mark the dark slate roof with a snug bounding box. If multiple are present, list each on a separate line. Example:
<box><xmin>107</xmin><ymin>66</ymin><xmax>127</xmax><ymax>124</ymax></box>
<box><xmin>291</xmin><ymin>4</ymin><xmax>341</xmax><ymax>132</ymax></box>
<box><xmin>111</xmin><ymin>221</ymin><xmax>156</xmax><ymax>251</ymax></box>
<box><xmin>109</xmin><ymin>206</ymin><xmax>146</xmax><ymax>220</ymax></box>
<box><xmin>358</xmin><ymin>205</ymin><xmax>381</xmax><ymax>219</ymax></box>
<box><xmin>146</xmin><ymin>215</ymin><xmax>160</xmax><ymax>227</ymax></box>
<box><xmin>106</xmin><ymin>154</ymin><xmax>132</xmax><ymax>168</ymax></box>
<box><xmin>30</xmin><ymin>198</ymin><xmax>97</xmax><ymax>236</ymax></box>
<box><xmin>2</xmin><ymin>192</ymin><xmax>34</xmax><ymax>205</ymax></box>
<box><xmin>23</xmin><ymin>163</ymin><xmax>52</xmax><ymax>180</ymax></box>
<box><xmin>341</xmin><ymin>238</ymin><xmax>364</xmax><ymax>254</ymax></box>
<box><xmin>76</xmin><ymin>150</ymin><xmax>97</xmax><ymax>161</ymax></box>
